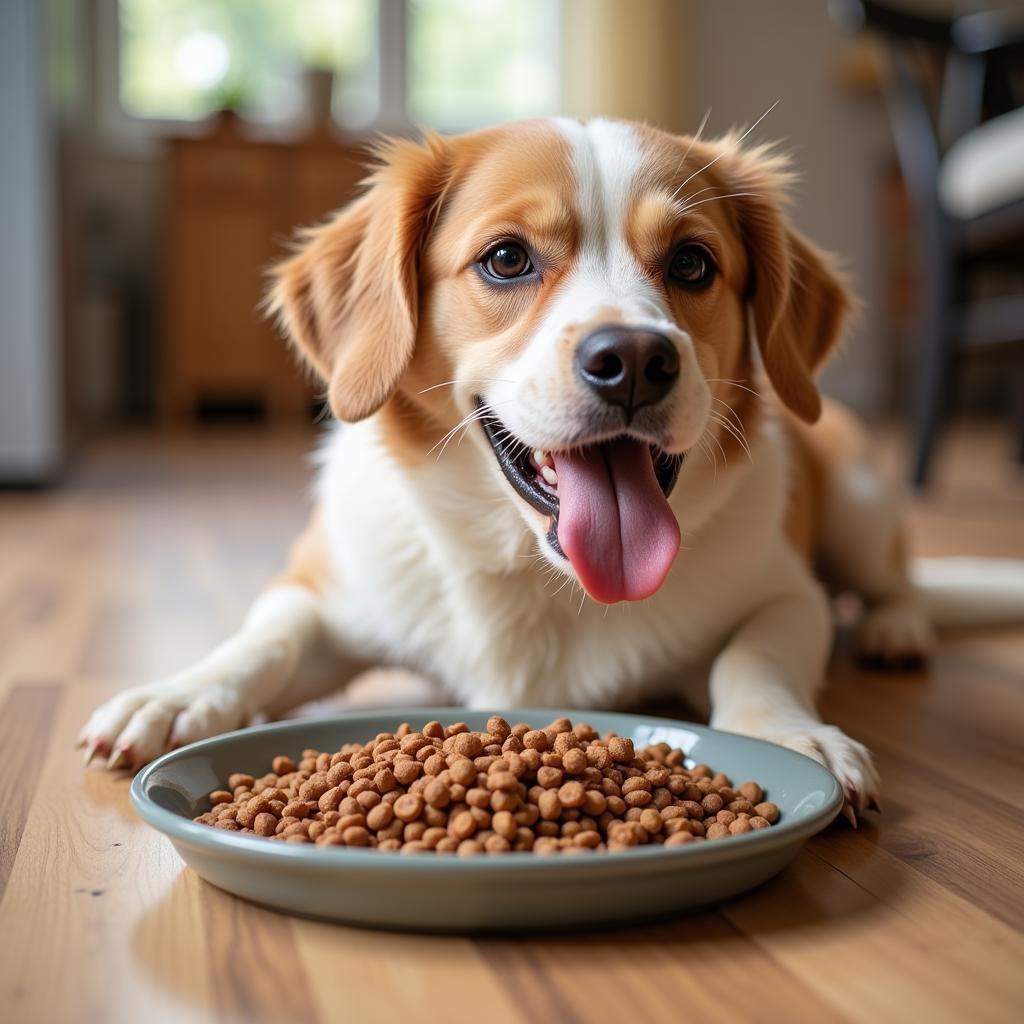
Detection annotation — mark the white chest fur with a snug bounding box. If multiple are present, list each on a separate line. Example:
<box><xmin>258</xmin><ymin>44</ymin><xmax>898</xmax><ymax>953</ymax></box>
<box><xmin>316</xmin><ymin>417</ymin><xmax>792</xmax><ymax>709</ymax></box>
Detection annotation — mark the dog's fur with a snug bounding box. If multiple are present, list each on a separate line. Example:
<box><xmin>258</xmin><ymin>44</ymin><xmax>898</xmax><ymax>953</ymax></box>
<box><xmin>79</xmin><ymin>118</ymin><xmax>1023</xmax><ymax>816</ymax></box>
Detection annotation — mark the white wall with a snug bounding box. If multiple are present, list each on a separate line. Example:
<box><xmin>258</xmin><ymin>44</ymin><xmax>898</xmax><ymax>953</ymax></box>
<box><xmin>0</xmin><ymin>0</ymin><xmax>62</xmax><ymax>481</ymax></box>
<box><xmin>688</xmin><ymin>0</ymin><xmax>895</xmax><ymax>414</ymax></box>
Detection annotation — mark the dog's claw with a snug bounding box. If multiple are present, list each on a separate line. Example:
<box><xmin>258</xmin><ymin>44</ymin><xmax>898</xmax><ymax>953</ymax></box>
<box><xmin>840</xmin><ymin>801</ymin><xmax>858</xmax><ymax>828</ymax></box>
<box><xmin>107</xmin><ymin>747</ymin><xmax>131</xmax><ymax>771</ymax></box>
<box><xmin>83</xmin><ymin>743</ymin><xmax>101</xmax><ymax>766</ymax></box>
<box><xmin>867</xmin><ymin>794</ymin><xmax>882</xmax><ymax>813</ymax></box>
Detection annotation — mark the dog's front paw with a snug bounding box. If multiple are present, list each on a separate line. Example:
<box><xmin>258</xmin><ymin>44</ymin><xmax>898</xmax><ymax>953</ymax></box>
<box><xmin>77</xmin><ymin>680</ymin><xmax>250</xmax><ymax>771</ymax></box>
<box><xmin>715</xmin><ymin>712</ymin><xmax>880</xmax><ymax>824</ymax></box>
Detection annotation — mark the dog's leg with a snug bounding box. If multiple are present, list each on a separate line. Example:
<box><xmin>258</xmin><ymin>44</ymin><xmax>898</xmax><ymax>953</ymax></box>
<box><xmin>709</xmin><ymin>580</ymin><xmax>880</xmax><ymax>821</ymax></box>
<box><xmin>821</xmin><ymin>450</ymin><xmax>934</xmax><ymax>667</ymax></box>
<box><xmin>78</xmin><ymin>583</ymin><xmax>367</xmax><ymax>769</ymax></box>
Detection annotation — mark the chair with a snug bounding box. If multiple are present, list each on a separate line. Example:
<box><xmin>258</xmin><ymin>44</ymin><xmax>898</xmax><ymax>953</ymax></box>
<box><xmin>832</xmin><ymin>0</ymin><xmax>1024</xmax><ymax>485</ymax></box>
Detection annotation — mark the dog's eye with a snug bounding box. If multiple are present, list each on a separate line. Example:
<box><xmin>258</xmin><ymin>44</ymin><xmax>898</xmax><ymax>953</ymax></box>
<box><xmin>667</xmin><ymin>244</ymin><xmax>715</xmax><ymax>288</ymax></box>
<box><xmin>482</xmin><ymin>242</ymin><xmax>533</xmax><ymax>281</ymax></box>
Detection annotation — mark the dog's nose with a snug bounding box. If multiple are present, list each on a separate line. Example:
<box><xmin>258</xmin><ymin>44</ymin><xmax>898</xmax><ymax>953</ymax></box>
<box><xmin>575</xmin><ymin>326</ymin><xmax>680</xmax><ymax>415</ymax></box>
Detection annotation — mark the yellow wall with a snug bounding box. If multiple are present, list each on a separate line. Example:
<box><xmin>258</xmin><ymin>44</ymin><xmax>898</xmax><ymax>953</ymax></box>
<box><xmin>560</xmin><ymin>0</ymin><xmax>691</xmax><ymax>132</ymax></box>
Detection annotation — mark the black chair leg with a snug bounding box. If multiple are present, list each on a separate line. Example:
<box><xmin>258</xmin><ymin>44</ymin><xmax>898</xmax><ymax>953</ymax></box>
<box><xmin>911</xmin><ymin>234</ymin><xmax>956</xmax><ymax>488</ymax></box>
<box><xmin>1014</xmin><ymin>364</ymin><xmax>1024</xmax><ymax>465</ymax></box>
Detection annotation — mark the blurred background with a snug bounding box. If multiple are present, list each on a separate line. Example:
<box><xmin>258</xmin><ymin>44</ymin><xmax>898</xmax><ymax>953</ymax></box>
<box><xmin>1</xmin><ymin>0</ymin><xmax>1022</xmax><ymax>488</ymax></box>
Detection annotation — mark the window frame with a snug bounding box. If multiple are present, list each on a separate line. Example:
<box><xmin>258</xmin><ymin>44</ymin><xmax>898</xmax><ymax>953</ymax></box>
<box><xmin>96</xmin><ymin>0</ymin><xmax>561</xmax><ymax>154</ymax></box>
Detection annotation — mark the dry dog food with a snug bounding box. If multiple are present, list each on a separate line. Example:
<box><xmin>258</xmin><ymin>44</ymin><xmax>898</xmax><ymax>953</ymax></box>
<box><xmin>194</xmin><ymin>717</ymin><xmax>779</xmax><ymax>855</ymax></box>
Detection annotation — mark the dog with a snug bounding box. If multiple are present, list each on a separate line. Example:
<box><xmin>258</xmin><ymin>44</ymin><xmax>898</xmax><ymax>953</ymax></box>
<box><xmin>79</xmin><ymin>117</ymin><xmax>1024</xmax><ymax>820</ymax></box>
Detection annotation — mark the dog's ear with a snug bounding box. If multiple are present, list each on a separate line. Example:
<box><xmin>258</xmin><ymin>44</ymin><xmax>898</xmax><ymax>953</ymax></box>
<box><xmin>723</xmin><ymin>145</ymin><xmax>854</xmax><ymax>423</ymax></box>
<box><xmin>267</xmin><ymin>134</ymin><xmax>450</xmax><ymax>422</ymax></box>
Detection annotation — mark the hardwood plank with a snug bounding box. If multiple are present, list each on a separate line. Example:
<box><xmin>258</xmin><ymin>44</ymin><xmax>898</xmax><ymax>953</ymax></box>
<box><xmin>723</xmin><ymin>847</ymin><xmax>1024</xmax><ymax>1023</ymax></box>
<box><xmin>0</xmin><ymin>683</ymin><xmax>219</xmax><ymax>1024</ymax></box>
<box><xmin>294</xmin><ymin>925</ymin><xmax>528</xmax><ymax>1024</ymax></box>
<box><xmin>480</xmin><ymin>913</ymin><xmax>845</xmax><ymax>1024</ymax></box>
<box><xmin>0</xmin><ymin>683</ymin><xmax>62</xmax><ymax>896</ymax></box>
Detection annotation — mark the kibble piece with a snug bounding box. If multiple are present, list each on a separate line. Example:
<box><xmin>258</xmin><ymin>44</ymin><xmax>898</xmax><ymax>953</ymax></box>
<box><xmin>449</xmin><ymin>758</ymin><xmax>477</xmax><ymax>786</ymax></box>
<box><xmin>561</xmin><ymin>748</ymin><xmax>587</xmax><ymax>775</ymax></box>
<box><xmin>452</xmin><ymin>733</ymin><xmax>483</xmax><ymax>758</ymax></box>
<box><xmin>557</xmin><ymin>781</ymin><xmax>586</xmax><ymax>808</ymax></box>
<box><xmin>366</xmin><ymin>802</ymin><xmax>394</xmax><ymax>831</ymax></box>
<box><xmin>424</xmin><ymin>778</ymin><xmax>451</xmax><ymax>808</ymax></box>
<box><xmin>739</xmin><ymin>781</ymin><xmax>764</xmax><ymax>804</ymax></box>
<box><xmin>538</xmin><ymin>790</ymin><xmax>562</xmax><ymax>820</ymax></box>
<box><xmin>639</xmin><ymin>808</ymin><xmax>663</xmax><ymax>834</ymax></box>
<box><xmin>393</xmin><ymin>793</ymin><xmax>425</xmax><ymax>822</ymax></box>
<box><xmin>607</xmin><ymin>736</ymin><xmax>635</xmax><ymax>764</ymax></box>
<box><xmin>665</xmin><ymin>831</ymin><xmax>696</xmax><ymax>847</ymax></box>
<box><xmin>253</xmin><ymin>813</ymin><xmax>277</xmax><ymax>837</ymax></box>
<box><xmin>754</xmin><ymin>802</ymin><xmax>780</xmax><ymax>824</ymax></box>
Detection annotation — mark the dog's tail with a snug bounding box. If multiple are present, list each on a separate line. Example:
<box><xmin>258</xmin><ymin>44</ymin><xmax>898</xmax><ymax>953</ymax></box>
<box><xmin>912</xmin><ymin>557</ymin><xmax>1024</xmax><ymax>629</ymax></box>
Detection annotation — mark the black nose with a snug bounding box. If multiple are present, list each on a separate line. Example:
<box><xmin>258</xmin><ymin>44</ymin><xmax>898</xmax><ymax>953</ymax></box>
<box><xmin>574</xmin><ymin>326</ymin><xmax>680</xmax><ymax>416</ymax></box>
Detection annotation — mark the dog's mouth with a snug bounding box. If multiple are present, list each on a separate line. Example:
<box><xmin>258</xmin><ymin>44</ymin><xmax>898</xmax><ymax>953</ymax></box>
<box><xmin>479</xmin><ymin>405</ymin><xmax>683</xmax><ymax>604</ymax></box>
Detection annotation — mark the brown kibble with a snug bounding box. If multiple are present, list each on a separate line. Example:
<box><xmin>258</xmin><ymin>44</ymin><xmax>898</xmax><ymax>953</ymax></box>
<box><xmin>702</xmin><ymin>793</ymin><xmax>724</xmax><ymax>815</ymax></box>
<box><xmin>522</xmin><ymin>730</ymin><xmax>549</xmax><ymax>751</ymax></box>
<box><xmin>557</xmin><ymin>781</ymin><xmax>586</xmax><ymax>808</ymax></box>
<box><xmin>486</xmin><ymin>771</ymin><xmax>518</xmax><ymax>793</ymax></box>
<box><xmin>452</xmin><ymin>733</ymin><xmax>483</xmax><ymax>758</ymax></box>
<box><xmin>740</xmin><ymin>781</ymin><xmax>764</xmax><ymax>804</ymax></box>
<box><xmin>393</xmin><ymin>793</ymin><xmax>424</xmax><ymax>822</ymax></box>
<box><xmin>449</xmin><ymin>758</ymin><xmax>477</xmax><ymax>786</ymax></box>
<box><xmin>538</xmin><ymin>789</ymin><xmax>562</xmax><ymax>820</ymax></box>
<box><xmin>639</xmin><ymin>808</ymin><xmax>663</xmax><ymax>834</ymax></box>
<box><xmin>492</xmin><ymin>810</ymin><xmax>517</xmax><ymax>841</ymax></box>
<box><xmin>607</xmin><ymin>736</ymin><xmax>635</xmax><ymax>763</ymax></box>
<box><xmin>665</xmin><ymin>831</ymin><xmax>696</xmax><ymax>847</ymax></box>
<box><xmin>561</xmin><ymin>748</ymin><xmax>587</xmax><ymax>775</ymax></box>
<box><xmin>392</xmin><ymin>759</ymin><xmax>421</xmax><ymax>785</ymax></box>
<box><xmin>197</xmin><ymin>719</ymin><xmax>775</xmax><ymax>856</ymax></box>
<box><xmin>487</xmin><ymin>716</ymin><xmax>511</xmax><ymax>741</ymax></box>
<box><xmin>253</xmin><ymin>813</ymin><xmax>277</xmax><ymax>837</ymax></box>
<box><xmin>366</xmin><ymin>802</ymin><xmax>394</xmax><ymax>831</ymax></box>
<box><xmin>424</xmin><ymin>778</ymin><xmax>451</xmax><ymax>808</ymax></box>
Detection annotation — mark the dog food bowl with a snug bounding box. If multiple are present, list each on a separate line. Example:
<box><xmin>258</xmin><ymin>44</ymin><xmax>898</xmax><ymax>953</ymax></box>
<box><xmin>131</xmin><ymin>708</ymin><xmax>842</xmax><ymax>932</ymax></box>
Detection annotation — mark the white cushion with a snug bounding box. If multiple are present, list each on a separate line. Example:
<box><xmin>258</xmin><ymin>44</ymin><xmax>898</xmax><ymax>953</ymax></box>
<box><xmin>939</xmin><ymin>105</ymin><xmax>1024</xmax><ymax>220</ymax></box>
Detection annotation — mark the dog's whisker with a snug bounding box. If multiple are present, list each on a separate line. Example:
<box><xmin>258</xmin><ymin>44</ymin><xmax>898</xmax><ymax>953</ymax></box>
<box><xmin>711</xmin><ymin>411</ymin><xmax>752</xmax><ymax>461</ymax></box>
<box><xmin>706</xmin><ymin>377</ymin><xmax>762</xmax><ymax>399</ymax></box>
<box><xmin>417</xmin><ymin>378</ymin><xmax>515</xmax><ymax>396</ymax></box>
<box><xmin>680</xmin><ymin>191</ymin><xmax>761</xmax><ymax>215</ymax></box>
<box><xmin>671</xmin><ymin>98</ymin><xmax>780</xmax><ymax>201</ymax></box>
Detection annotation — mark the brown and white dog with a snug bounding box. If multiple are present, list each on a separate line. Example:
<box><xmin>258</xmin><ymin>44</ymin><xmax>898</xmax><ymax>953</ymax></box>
<box><xmin>79</xmin><ymin>118</ymin><xmax>1024</xmax><ymax>818</ymax></box>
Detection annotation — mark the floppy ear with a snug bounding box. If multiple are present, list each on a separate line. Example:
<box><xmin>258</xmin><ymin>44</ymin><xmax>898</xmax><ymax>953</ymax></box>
<box><xmin>726</xmin><ymin>148</ymin><xmax>854</xmax><ymax>423</ymax></box>
<box><xmin>267</xmin><ymin>134</ymin><xmax>449</xmax><ymax>422</ymax></box>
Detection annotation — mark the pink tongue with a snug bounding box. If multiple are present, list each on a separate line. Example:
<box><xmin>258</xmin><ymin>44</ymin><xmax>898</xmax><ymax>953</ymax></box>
<box><xmin>553</xmin><ymin>439</ymin><xmax>681</xmax><ymax>604</ymax></box>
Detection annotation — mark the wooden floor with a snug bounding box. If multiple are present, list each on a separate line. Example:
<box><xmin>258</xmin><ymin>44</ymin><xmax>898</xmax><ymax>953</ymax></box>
<box><xmin>0</xmin><ymin>424</ymin><xmax>1022</xmax><ymax>1024</ymax></box>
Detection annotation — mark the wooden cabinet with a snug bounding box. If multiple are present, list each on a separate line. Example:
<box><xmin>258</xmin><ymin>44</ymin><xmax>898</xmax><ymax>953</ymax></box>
<box><xmin>160</xmin><ymin>116</ymin><xmax>364</xmax><ymax>421</ymax></box>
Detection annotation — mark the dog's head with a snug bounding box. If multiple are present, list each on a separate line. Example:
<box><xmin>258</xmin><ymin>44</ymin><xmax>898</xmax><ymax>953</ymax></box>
<box><xmin>269</xmin><ymin>119</ymin><xmax>852</xmax><ymax>604</ymax></box>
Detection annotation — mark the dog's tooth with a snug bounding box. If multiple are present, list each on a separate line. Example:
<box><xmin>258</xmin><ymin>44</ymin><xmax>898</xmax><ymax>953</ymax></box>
<box><xmin>541</xmin><ymin>465</ymin><xmax>558</xmax><ymax>486</ymax></box>
<box><xmin>533</xmin><ymin>448</ymin><xmax>547</xmax><ymax>466</ymax></box>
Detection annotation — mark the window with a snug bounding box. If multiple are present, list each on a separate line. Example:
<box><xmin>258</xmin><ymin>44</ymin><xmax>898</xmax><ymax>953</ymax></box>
<box><xmin>118</xmin><ymin>0</ymin><xmax>378</xmax><ymax>127</ymax></box>
<box><xmin>407</xmin><ymin>0</ymin><xmax>560</xmax><ymax>129</ymax></box>
<box><xmin>112</xmin><ymin>0</ymin><xmax>561</xmax><ymax>135</ymax></box>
